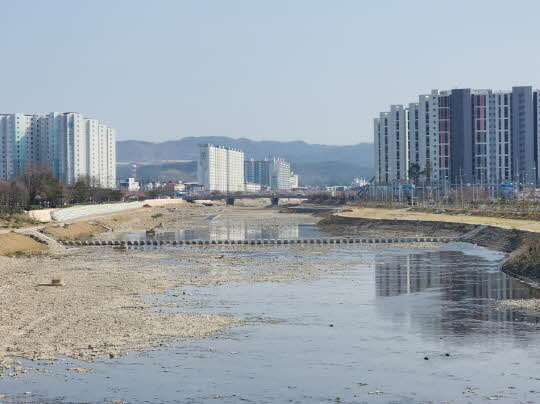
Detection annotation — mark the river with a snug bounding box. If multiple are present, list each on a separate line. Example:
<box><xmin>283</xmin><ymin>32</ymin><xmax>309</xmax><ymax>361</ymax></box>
<box><xmin>2</xmin><ymin>215</ymin><xmax>540</xmax><ymax>403</ymax></box>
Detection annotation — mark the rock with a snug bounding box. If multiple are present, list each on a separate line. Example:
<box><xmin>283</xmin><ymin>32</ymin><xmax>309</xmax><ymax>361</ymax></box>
<box><xmin>51</xmin><ymin>278</ymin><xmax>64</xmax><ymax>286</ymax></box>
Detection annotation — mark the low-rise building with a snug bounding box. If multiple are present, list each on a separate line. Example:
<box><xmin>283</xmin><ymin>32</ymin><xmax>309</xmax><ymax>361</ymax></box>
<box><xmin>119</xmin><ymin>177</ymin><xmax>140</xmax><ymax>191</ymax></box>
<box><xmin>289</xmin><ymin>173</ymin><xmax>299</xmax><ymax>188</ymax></box>
<box><xmin>244</xmin><ymin>182</ymin><xmax>261</xmax><ymax>193</ymax></box>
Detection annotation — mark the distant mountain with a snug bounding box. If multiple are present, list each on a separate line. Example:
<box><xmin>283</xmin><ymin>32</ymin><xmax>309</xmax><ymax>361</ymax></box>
<box><xmin>116</xmin><ymin>161</ymin><xmax>198</xmax><ymax>183</ymax></box>
<box><xmin>116</xmin><ymin>137</ymin><xmax>374</xmax><ymax>186</ymax></box>
<box><xmin>294</xmin><ymin>161</ymin><xmax>374</xmax><ymax>186</ymax></box>
<box><xmin>117</xmin><ymin>136</ymin><xmax>373</xmax><ymax>166</ymax></box>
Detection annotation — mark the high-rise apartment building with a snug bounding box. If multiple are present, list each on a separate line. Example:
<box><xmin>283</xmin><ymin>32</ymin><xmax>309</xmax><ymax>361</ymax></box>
<box><xmin>0</xmin><ymin>112</ymin><xmax>116</xmax><ymax>187</ymax></box>
<box><xmin>374</xmin><ymin>86</ymin><xmax>540</xmax><ymax>185</ymax></box>
<box><xmin>244</xmin><ymin>157</ymin><xmax>292</xmax><ymax>190</ymax></box>
<box><xmin>198</xmin><ymin>144</ymin><xmax>245</xmax><ymax>192</ymax></box>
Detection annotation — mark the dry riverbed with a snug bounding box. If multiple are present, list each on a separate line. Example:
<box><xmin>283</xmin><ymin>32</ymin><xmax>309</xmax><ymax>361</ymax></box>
<box><xmin>0</xmin><ymin>240</ymin><xmax>384</xmax><ymax>378</ymax></box>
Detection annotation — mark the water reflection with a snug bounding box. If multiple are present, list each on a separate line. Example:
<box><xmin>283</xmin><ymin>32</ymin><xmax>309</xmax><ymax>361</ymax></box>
<box><xmin>121</xmin><ymin>221</ymin><xmax>323</xmax><ymax>241</ymax></box>
<box><xmin>375</xmin><ymin>250</ymin><xmax>540</xmax><ymax>328</ymax></box>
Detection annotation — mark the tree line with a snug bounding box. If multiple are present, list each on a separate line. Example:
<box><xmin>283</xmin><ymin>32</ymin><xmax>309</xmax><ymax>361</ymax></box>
<box><xmin>0</xmin><ymin>166</ymin><xmax>122</xmax><ymax>215</ymax></box>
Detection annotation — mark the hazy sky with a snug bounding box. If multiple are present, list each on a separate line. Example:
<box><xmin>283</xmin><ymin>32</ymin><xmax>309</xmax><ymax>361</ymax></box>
<box><xmin>1</xmin><ymin>1</ymin><xmax>540</xmax><ymax>145</ymax></box>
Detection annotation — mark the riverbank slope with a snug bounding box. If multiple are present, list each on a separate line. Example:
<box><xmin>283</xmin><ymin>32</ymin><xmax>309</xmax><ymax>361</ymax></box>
<box><xmin>319</xmin><ymin>207</ymin><xmax>540</xmax><ymax>285</ymax></box>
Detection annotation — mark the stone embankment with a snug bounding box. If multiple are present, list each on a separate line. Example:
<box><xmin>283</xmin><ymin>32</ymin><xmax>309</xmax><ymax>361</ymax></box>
<box><xmin>57</xmin><ymin>236</ymin><xmax>456</xmax><ymax>247</ymax></box>
<box><xmin>319</xmin><ymin>214</ymin><xmax>540</xmax><ymax>286</ymax></box>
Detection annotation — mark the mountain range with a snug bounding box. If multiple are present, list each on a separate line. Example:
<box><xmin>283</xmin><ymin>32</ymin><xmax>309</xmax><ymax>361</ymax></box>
<box><xmin>116</xmin><ymin>137</ymin><xmax>374</xmax><ymax>186</ymax></box>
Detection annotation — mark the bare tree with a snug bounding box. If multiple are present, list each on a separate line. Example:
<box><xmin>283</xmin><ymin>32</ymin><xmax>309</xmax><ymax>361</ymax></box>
<box><xmin>0</xmin><ymin>181</ymin><xmax>28</xmax><ymax>215</ymax></box>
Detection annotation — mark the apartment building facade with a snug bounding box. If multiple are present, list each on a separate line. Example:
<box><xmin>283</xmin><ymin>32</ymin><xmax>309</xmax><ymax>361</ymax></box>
<box><xmin>244</xmin><ymin>156</ymin><xmax>292</xmax><ymax>190</ymax></box>
<box><xmin>0</xmin><ymin>112</ymin><xmax>116</xmax><ymax>187</ymax></box>
<box><xmin>198</xmin><ymin>144</ymin><xmax>245</xmax><ymax>192</ymax></box>
<box><xmin>374</xmin><ymin>86</ymin><xmax>540</xmax><ymax>185</ymax></box>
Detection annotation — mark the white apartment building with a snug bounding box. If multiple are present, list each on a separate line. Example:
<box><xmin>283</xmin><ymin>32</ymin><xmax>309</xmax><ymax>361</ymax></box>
<box><xmin>268</xmin><ymin>157</ymin><xmax>291</xmax><ymax>190</ymax></box>
<box><xmin>0</xmin><ymin>112</ymin><xmax>116</xmax><ymax>188</ymax></box>
<box><xmin>198</xmin><ymin>144</ymin><xmax>245</xmax><ymax>192</ymax></box>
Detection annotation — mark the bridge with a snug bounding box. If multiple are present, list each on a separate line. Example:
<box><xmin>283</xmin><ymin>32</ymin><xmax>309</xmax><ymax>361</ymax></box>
<box><xmin>184</xmin><ymin>194</ymin><xmax>306</xmax><ymax>206</ymax></box>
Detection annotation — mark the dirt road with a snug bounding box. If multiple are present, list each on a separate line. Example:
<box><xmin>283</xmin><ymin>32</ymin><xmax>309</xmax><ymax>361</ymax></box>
<box><xmin>340</xmin><ymin>207</ymin><xmax>540</xmax><ymax>233</ymax></box>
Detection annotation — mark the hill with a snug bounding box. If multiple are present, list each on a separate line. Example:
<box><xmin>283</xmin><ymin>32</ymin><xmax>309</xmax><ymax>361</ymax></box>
<box><xmin>116</xmin><ymin>137</ymin><xmax>374</xmax><ymax>186</ymax></box>
<box><xmin>117</xmin><ymin>137</ymin><xmax>373</xmax><ymax>165</ymax></box>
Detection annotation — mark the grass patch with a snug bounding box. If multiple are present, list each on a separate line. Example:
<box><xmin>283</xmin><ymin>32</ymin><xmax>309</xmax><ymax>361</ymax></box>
<box><xmin>0</xmin><ymin>212</ymin><xmax>40</xmax><ymax>228</ymax></box>
<box><xmin>151</xmin><ymin>213</ymin><xmax>164</xmax><ymax>219</ymax></box>
<box><xmin>7</xmin><ymin>250</ymin><xmax>27</xmax><ymax>258</ymax></box>
<box><xmin>502</xmin><ymin>242</ymin><xmax>540</xmax><ymax>279</ymax></box>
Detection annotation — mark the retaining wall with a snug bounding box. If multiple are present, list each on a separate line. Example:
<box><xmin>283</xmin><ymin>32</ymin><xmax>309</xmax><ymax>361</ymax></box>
<box><xmin>51</xmin><ymin>202</ymin><xmax>143</xmax><ymax>221</ymax></box>
<box><xmin>320</xmin><ymin>214</ymin><xmax>540</xmax><ymax>286</ymax></box>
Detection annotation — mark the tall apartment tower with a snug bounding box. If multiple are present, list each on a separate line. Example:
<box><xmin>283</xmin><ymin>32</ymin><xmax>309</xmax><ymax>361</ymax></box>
<box><xmin>244</xmin><ymin>157</ymin><xmax>292</xmax><ymax>190</ymax></box>
<box><xmin>511</xmin><ymin>86</ymin><xmax>536</xmax><ymax>183</ymax></box>
<box><xmin>375</xmin><ymin>86</ymin><xmax>540</xmax><ymax>185</ymax></box>
<box><xmin>0</xmin><ymin>112</ymin><xmax>116</xmax><ymax>187</ymax></box>
<box><xmin>373</xmin><ymin>113</ymin><xmax>386</xmax><ymax>183</ymax></box>
<box><xmin>198</xmin><ymin>144</ymin><xmax>245</xmax><ymax>193</ymax></box>
<box><xmin>535</xmin><ymin>90</ymin><xmax>540</xmax><ymax>182</ymax></box>
<box><xmin>374</xmin><ymin>106</ymin><xmax>408</xmax><ymax>183</ymax></box>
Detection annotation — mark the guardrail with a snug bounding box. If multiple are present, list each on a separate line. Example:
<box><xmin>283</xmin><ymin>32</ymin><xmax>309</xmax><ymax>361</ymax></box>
<box><xmin>58</xmin><ymin>237</ymin><xmax>458</xmax><ymax>246</ymax></box>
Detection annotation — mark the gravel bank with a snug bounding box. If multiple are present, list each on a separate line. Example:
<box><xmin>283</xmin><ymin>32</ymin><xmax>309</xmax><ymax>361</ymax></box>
<box><xmin>0</xmin><ymin>247</ymin><xmax>241</xmax><ymax>377</ymax></box>
<box><xmin>0</xmin><ymin>240</ymin><xmax>391</xmax><ymax>377</ymax></box>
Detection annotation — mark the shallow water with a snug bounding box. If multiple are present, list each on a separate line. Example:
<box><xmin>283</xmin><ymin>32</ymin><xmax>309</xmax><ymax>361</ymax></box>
<box><xmin>121</xmin><ymin>221</ymin><xmax>323</xmax><ymax>242</ymax></box>
<box><xmin>3</xmin><ymin>225</ymin><xmax>540</xmax><ymax>403</ymax></box>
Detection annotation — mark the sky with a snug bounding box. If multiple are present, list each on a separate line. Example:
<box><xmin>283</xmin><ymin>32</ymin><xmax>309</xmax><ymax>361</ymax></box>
<box><xmin>1</xmin><ymin>0</ymin><xmax>540</xmax><ymax>145</ymax></box>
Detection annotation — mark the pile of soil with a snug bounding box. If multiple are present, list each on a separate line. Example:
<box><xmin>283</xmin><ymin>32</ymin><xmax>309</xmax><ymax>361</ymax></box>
<box><xmin>0</xmin><ymin>233</ymin><xmax>47</xmax><ymax>256</ymax></box>
<box><xmin>42</xmin><ymin>222</ymin><xmax>107</xmax><ymax>241</ymax></box>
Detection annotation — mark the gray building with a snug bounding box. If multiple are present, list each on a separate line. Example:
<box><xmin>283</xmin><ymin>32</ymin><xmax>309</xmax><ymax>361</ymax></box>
<box><xmin>375</xmin><ymin>86</ymin><xmax>540</xmax><ymax>185</ymax></box>
<box><xmin>449</xmin><ymin>88</ymin><xmax>473</xmax><ymax>183</ymax></box>
<box><xmin>244</xmin><ymin>157</ymin><xmax>292</xmax><ymax>190</ymax></box>
<box><xmin>512</xmin><ymin>86</ymin><xmax>536</xmax><ymax>183</ymax></box>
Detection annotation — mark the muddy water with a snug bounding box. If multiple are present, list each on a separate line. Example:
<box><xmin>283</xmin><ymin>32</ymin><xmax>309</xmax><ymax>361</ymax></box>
<box><xmin>3</xmin><ymin>221</ymin><xmax>540</xmax><ymax>403</ymax></box>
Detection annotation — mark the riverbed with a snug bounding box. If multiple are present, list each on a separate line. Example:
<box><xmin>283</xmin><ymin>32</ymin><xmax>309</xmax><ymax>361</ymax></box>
<box><xmin>1</xmin><ymin>208</ymin><xmax>540</xmax><ymax>403</ymax></box>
